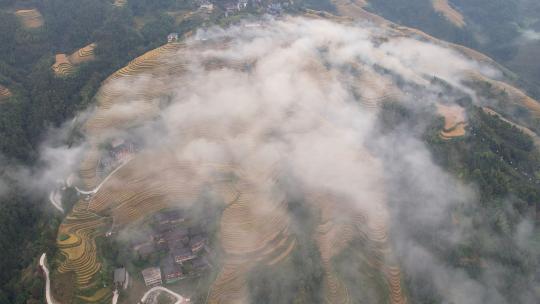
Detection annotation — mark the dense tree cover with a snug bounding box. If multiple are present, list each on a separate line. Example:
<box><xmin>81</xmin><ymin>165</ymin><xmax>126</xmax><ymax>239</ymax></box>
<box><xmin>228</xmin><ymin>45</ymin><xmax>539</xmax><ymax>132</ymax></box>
<box><xmin>128</xmin><ymin>0</ymin><xmax>178</xmax><ymax>16</ymax></box>
<box><xmin>425</xmin><ymin>107</ymin><xmax>539</xmax><ymax>302</ymax></box>
<box><xmin>366</xmin><ymin>0</ymin><xmax>478</xmax><ymax>51</ymax></box>
<box><xmin>0</xmin><ymin>187</ymin><xmax>60</xmax><ymax>304</ymax></box>
<box><xmin>451</xmin><ymin>0</ymin><xmax>519</xmax><ymax>61</ymax></box>
<box><xmin>0</xmin><ymin>1</ymin><xmax>204</xmax><ymax>302</ymax></box>
<box><xmin>378</xmin><ymin>101</ymin><xmax>540</xmax><ymax>303</ymax></box>
<box><xmin>141</xmin><ymin>14</ymin><xmax>176</xmax><ymax>46</ymax></box>
<box><xmin>41</xmin><ymin>0</ymin><xmax>109</xmax><ymax>52</ymax></box>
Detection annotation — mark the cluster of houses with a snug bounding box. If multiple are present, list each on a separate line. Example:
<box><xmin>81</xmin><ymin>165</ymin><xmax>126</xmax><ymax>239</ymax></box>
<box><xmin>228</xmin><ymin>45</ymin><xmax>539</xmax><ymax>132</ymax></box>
<box><xmin>168</xmin><ymin>33</ymin><xmax>179</xmax><ymax>43</ymax></box>
<box><xmin>135</xmin><ymin>210</ymin><xmax>212</xmax><ymax>287</ymax></box>
<box><xmin>98</xmin><ymin>138</ymin><xmax>139</xmax><ymax>178</ymax></box>
<box><xmin>194</xmin><ymin>0</ymin><xmax>292</xmax><ymax>17</ymax></box>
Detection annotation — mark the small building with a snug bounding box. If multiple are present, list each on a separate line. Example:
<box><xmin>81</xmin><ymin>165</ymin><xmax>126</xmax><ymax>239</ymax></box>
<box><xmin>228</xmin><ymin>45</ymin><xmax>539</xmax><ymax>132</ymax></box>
<box><xmin>154</xmin><ymin>210</ymin><xmax>185</xmax><ymax>226</ymax></box>
<box><xmin>113</xmin><ymin>268</ymin><xmax>129</xmax><ymax>289</ymax></box>
<box><xmin>190</xmin><ymin>235</ymin><xmax>206</xmax><ymax>254</ymax></box>
<box><xmin>155</xmin><ymin>221</ymin><xmax>173</xmax><ymax>234</ymax></box>
<box><xmin>267</xmin><ymin>2</ymin><xmax>282</xmax><ymax>14</ymax></box>
<box><xmin>199</xmin><ymin>2</ymin><xmax>214</xmax><ymax>11</ymax></box>
<box><xmin>237</xmin><ymin>0</ymin><xmax>248</xmax><ymax>9</ymax></box>
<box><xmin>167</xmin><ymin>33</ymin><xmax>179</xmax><ymax>43</ymax></box>
<box><xmin>164</xmin><ymin>228</ymin><xmax>189</xmax><ymax>246</ymax></box>
<box><xmin>161</xmin><ymin>256</ymin><xmax>184</xmax><ymax>284</ymax></box>
<box><xmin>172</xmin><ymin>247</ymin><xmax>196</xmax><ymax>264</ymax></box>
<box><xmin>155</xmin><ymin>228</ymin><xmax>188</xmax><ymax>248</ymax></box>
<box><xmin>142</xmin><ymin>267</ymin><xmax>162</xmax><ymax>287</ymax></box>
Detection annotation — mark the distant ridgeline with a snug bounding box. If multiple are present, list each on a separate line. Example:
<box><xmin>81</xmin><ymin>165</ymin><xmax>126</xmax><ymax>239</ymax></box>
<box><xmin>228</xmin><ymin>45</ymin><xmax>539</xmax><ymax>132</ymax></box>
<box><xmin>363</xmin><ymin>0</ymin><xmax>540</xmax><ymax>98</ymax></box>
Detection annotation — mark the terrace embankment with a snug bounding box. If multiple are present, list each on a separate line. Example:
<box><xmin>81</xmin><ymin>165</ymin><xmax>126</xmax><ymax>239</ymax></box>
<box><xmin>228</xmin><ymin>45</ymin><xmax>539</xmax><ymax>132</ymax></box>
<box><xmin>437</xmin><ymin>104</ymin><xmax>467</xmax><ymax>139</ymax></box>
<box><xmin>52</xmin><ymin>43</ymin><xmax>97</xmax><ymax>77</ymax></box>
<box><xmin>15</xmin><ymin>8</ymin><xmax>44</xmax><ymax>29</ymax></box>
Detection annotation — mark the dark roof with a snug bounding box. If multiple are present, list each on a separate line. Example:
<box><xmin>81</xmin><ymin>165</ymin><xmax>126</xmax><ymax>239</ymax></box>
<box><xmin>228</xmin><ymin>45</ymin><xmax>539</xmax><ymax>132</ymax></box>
<box><xmin>164</xmin><ymin>228</ymin><xmax>188</xmax><ymax>242</ymax></box>
<box><xmin>172</xmin><ymin>247</ymin><xmax>193</xmax><ymax>257</ymax></box>
<box><xmin>161</xmin><ymin>256</ymin><xmax>181</xmax><ymax>275</ymax></box>
<box><xmin>155</xmin><ymin>222</ymin><xmax>173</xmax><ymax>233</ymax></box>
<box><xmin>114</xmin><ymin>268</ymin><xmax>126</xmax><ymax>283</ymax></box>
<box><xmin>154</xmin><ymin>210</ymin><xmax>183</xmax><ymax>222</ymax></box>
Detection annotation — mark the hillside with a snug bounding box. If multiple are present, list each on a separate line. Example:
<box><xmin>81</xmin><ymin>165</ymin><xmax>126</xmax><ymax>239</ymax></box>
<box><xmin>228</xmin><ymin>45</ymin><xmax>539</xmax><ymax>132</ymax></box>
<box><xmin>0</xmin><ymin>1</ymin><xmax>540</xmax><ymax>304</ymax></box>
<box><xmin>43</xmin><ymin>11</ymin><xmax>540</xmax><ymax>304</ymax></box>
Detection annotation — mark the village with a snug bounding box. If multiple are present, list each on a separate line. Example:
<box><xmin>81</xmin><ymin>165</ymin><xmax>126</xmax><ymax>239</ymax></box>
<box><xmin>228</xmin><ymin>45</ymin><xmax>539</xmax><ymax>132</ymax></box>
<box><xmin>97</xmin><ymin>137</ymin><xmax>140</xmax><ymax>179</ymax></box>
<box><xmin>111</xmin><ymin>208</ymin><xmax>213</xmax><ymax>303</ymax></box>
<box><xmin>193</xmin><ymin>0</ymin><xmax>294</xmax><ymax>16</ymax></box>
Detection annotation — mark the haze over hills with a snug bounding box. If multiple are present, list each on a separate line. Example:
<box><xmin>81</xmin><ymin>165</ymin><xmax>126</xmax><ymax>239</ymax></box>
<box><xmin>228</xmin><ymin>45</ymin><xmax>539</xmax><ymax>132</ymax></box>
<box><xmin>0</xmin><ymin>1</ymin><xmax>540</xmax><ymax>304</ymax></box>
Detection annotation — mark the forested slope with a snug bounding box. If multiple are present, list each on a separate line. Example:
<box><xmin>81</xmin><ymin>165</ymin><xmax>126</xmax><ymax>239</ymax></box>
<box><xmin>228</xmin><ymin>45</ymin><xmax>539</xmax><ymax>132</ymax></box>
<box><xmin>0</xmin><ymin>1</ymin><xmax>202</xmax><ymax>303</ymax></box>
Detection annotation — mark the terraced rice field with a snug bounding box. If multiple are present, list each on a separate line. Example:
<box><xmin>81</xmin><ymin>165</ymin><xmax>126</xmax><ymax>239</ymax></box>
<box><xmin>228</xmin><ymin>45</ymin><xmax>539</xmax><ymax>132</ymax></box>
<box><xmin>432</xmin><ymin>0</ymin><xmax>465</xmax><ymax>28</ymax></box>
<box><xmin>63</xmin><ymin>21</ymin><xmax>533</xmax><ymax>302</ymax></box>
<box><xmin>55</xmin><ymin>200</ymin><xmax>112</xmax><ymax>302</ymax></box>
<box><xmin>52</xmin><ymin>54</ymin><xmax>76</xmax><ymax>76</ymax></box>
<box><xmin>52</xmin><ymin>43</ymin><xmax>97</xmax><ymax>77</ymax></box>
<box><xmin>66</xmin><ymin>36</ymin><xmax>298</xmax><ymax>303</ymax></box>
<box><xmin>15</xmin><ymin>9</ymin><xmax>44</xmax><ymax>28</ymax></box>
<box><xmin>69</xmin><ymin>43</ymin><xmax>97</xmax><ymax>65</ymax></box>
<box><xmin>307</xmin><ymin>149</ymin><xmax>407</xmax><ymax>304</ymax></box>
<box><xmin>63</xmin><ymin>15</ymin><xmax>536</xmax><ymax>303</ymax></box>
<box><xmin>85</xmin><ymin>150</ymin><xmax>295</xmax><ymax>303</ymax></box>
<box><xmin>88</xmin><ymin>154</ymin><xmax>203</xmax><ymax>225</ymax></box>
<box><xmin>70</xmin><ymin>31</ymin><xmax>413</xmax><ymax>304</ymax></box>
<box><xmin>437</xmin><ymin>104</ymin><xmax>467</xmax><ymax>139</ymax></box>
<box><xmin>208</xmin><ymin>179</ymin><xmax>295</xmax><ymax>304</ymax></box>
<box><xmin>0</xmin><ymin>85</ymin><xmax>12</xmax><ymax>102</ymax></box>
<box><xmin>350</xmin><ymin>67</ymin><xmax>403</xmax><ymax>109</ymax></box>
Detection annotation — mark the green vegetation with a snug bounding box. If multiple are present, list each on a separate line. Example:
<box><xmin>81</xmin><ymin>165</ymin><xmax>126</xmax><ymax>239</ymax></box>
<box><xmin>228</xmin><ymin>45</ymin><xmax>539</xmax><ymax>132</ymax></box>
<box><xmin>366</xmin><ymin>0</ymin><xmax>477</xmax><ymax>50</ymax></box>
<box><xmin>378</xmin><ymin>101</ymin><xmax>540</xmax><ymax>303</ymax></box>
<box><xmin>428</xmin><ymin>107</ymin><xmax>540</xmax><ymax>206</ymax></box>
<box><xmin>0</xmin><ymin>0</ymin><xmax>205</xmax><ymax>302</ymax></box>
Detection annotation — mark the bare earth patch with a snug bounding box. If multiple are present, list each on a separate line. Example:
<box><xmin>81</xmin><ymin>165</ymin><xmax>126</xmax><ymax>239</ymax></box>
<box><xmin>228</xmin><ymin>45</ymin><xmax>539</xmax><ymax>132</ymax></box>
<box><xmin>437</xmin><ymin>103</ymin><xmax>467</xmax><ymax>139</ymax></box>
<box><xmin>432</xmin><ymin>0</ymin><xmax>465</xmax><ymax>28</ymax></box>
<box><xmin>0</xmin><ymin>85</ymin><xmax>12</xmax><ymax>102</ymax></box>
<box><xmin>51</xmin><ymin>54</ymin><xmax>75</xmax><ymax>76</ymax></box>
<box><xmin>15</xmin><ymin>9</ymin><xmax>44</xmax><ymax>29</ymax></box>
